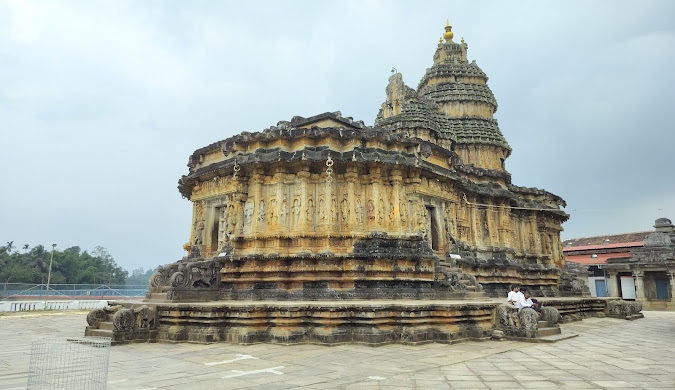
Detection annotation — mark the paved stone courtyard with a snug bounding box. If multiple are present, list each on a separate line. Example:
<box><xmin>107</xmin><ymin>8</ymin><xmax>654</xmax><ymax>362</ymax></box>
<box><xmin>1</xmin><ymin>310</ymin><xmax>673</xmax><ymax>389</ymax></box>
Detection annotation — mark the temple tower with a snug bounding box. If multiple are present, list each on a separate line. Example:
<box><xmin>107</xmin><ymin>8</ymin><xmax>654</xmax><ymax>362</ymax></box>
<box><xmin>377</xmin><ymin>20</ymin><xmax>511</xmax><ymax>171</ymax></box>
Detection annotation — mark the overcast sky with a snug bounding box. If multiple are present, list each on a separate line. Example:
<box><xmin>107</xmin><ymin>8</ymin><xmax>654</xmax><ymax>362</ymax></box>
<box><xmin>1</xmin><ymin>0</ymin><xmax>674</xmax><ymax>273</ymax></box>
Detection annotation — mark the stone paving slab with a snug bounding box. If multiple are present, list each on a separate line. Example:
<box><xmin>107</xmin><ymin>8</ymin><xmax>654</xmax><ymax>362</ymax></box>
<box><xmin>0</xmin><ymin>310</ymin><xmax>674</xmax><ymax>389</ymax></box>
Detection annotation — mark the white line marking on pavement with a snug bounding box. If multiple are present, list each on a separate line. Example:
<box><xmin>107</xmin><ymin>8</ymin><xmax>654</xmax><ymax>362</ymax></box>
<box><xmin>222</xmin><ymin>366</ymin><xmax>285</xmax><ymax>378</ymax></box>
<box><xmin>368</xmin><ymin>376</ymin><xmax>386</xmax><ymax>380</ymax></box>
<box><xmin>205</xmin><ymin>353</ymin><xmax>259</xmax><ymax>366</ymax></box>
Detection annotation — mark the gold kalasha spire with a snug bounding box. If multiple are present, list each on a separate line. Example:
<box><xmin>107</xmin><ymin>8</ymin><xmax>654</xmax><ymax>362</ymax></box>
<box><xmin>443</xmin><ymin>19</ymin><xmax>454</xmax><ymax>42</ymax></box>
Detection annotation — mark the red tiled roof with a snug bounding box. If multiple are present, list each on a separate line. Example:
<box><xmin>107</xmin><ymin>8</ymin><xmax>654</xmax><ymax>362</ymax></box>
<box><xmin>562</xmin><ymin>231</ymin><xmax>650</xmax><ymax>247</ymax></box>
<box><xmin>563</xmin><ymin>242</ymin><xmax>644</xmax><ymax>252</ymax></box>
<box><xmin>565</xmin><ymin>253</ymin><xmax>632</xmax><ymax>265</ymax></box>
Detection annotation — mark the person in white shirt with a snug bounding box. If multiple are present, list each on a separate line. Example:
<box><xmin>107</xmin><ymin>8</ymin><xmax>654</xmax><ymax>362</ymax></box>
<box><xmin>507</xmin><ymin>286</ymin><xmax>519</xmax><ymax>305</ymax></box>
<box><xmin>514</xmin><ymin>288</ymin><xmax>528</xmax><ymax>308</ymax></box>
<box><xmin>524</xmin><ymin>293</ymin><xmax>542</xmax><ymax>312</ymax></box>
<box><xmin>518</xmin><ymin>292</ymin><xmax>541</xmax><ymax>316</ymax></box>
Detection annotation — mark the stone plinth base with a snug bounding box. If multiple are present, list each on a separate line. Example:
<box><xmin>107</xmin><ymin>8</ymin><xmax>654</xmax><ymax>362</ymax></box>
<box><xmin>83</xmin><ymin>297</ymin><xmax>635</xmax><ymax>345</ymax></box>
<box><xmin>538</xmin><ymin>297</ymin><xmax>609</xmax><ymax>323</ymax></box>
<box><xmin>154</xmin><ymin>301</ymin><xmax>494</xmax><ymax>345</ymax></box>
<box><xmin>86</xmin><ymin>300</ymin><xmax>495</xmax><ymax>345</ymax></box>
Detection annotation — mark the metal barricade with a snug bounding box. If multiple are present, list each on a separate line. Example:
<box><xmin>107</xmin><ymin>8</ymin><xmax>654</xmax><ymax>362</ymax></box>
<box><xmin>27</xmin><ymin>337</ymin><xmax>111</xmax><ymax>390</ymax></box>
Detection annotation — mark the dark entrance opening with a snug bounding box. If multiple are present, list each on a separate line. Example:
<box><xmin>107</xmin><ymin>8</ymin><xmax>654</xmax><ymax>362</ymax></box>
<box><xmin>427</xmin><ymin>206</ymin><xmax>439</xmax><ymax>251</ymax></box>
<box><xmin>211</xmin><ymin>207</ymin><xmax>222</xmax><ymax>253</ymax></box>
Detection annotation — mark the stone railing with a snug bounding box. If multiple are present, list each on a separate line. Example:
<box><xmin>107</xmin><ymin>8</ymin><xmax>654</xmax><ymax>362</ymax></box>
<box><xmin>0</xmin><ymin>300</ymin><xmax>107</xmax><ymax>312</ymax></box>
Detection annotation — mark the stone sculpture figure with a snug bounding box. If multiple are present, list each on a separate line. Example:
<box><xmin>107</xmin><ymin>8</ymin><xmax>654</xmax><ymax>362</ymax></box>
<box><xmin>444</xmin><ymin>216</ymin><xmax>452</xmax><ymax>246</ymax></box>
<box><xmin>257</xmin><ymin>200</ymin><xmax>266</xmax><ymax>224</ymax></box>
<box><xmin>416</xmin><ymin>204</ymin><xmax>427</xmax><ymax>236</ymax></box>
<box><xmin>280</xmin><ymin>197</ymin><xmax>288</xmax><ymax>225</ymax></box>
<box><xmin>378</xmin><ymin>199</ymin><xmax>385</xmax><ymax>224</ymax></box>
<box><xmin>399</xmin><ymin>199</ymin><xmax>408</xmax><ymax>224</ymax></box>
<box><xmin>367</xmin><ymin>200</ymin><xmax>375</xmax><ymax>221</ymax></box>
<box><xmin>218</xmin><ymin>208</ymin><xmax>227</xmax><ymax>250</ymax></box>
<box><xmin>355</xmin><ymin>199</ymin><xmax>364</xmax><ymax>224</ymax></box>
<box><xmin>269</xmin><ymin>198</ymin><xmax>277</xmax><ymax>225</ymax></box>
<box><xmin>193</xmin><ymin>220</ymin><xmax>204</xmax><ymax>246</ymax></box>
<box><xmin>243</xmin><ymin>202</ymin><xmax>254</xmax><ymax>233</ymax></box>
<box><xmin>341</xmin><ymin>198</ymin><xmax>349</xmax><ymax>223</ymax></box>
<box><xmin>226</xmin><ymin>204</ymin><xmax>236</xmax><ymax>238</ymax></box>
<box><xmin>306</xmin><ymin>197</ymin><xmax>314</xmax><ymax>223</ymax></box>
<box><xmin>330</xmin><ymin>196</ymin><xmax>337</xmax><ymax>223</ymax></box>
<box><xmin>319</xmin><ymin>199</ymin><xmax>326</xmax><ymax>222</ymax></box>
<box><xmin>292</xmin><ymin>198</ymin><xmax>300</xmax><ymax>226</ymax></box>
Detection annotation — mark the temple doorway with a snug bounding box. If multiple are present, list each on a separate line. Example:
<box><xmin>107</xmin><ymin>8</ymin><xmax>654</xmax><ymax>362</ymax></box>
<box><xmin>426</xmin><ymin>206</ymin><xmax>439</xmax><ymax>251</ymax></box>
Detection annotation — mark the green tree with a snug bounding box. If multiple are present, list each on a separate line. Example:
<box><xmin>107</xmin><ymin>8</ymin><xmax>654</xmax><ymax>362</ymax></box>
<box><xmin>0</xmin><ymin>243</ymin><xmax>128</xmax><ymax>285</ymax></box>
<box><xmin>126</xmin><ymin>267</ymin><xmax>154</xmax><ymax>286</ymax></box>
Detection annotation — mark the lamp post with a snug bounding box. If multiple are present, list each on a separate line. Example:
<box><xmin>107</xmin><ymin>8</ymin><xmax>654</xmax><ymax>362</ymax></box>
<box><xmin>46</xmin><ymin>243</ymin><xmax>56</xmax><ymax>297</ymax></box>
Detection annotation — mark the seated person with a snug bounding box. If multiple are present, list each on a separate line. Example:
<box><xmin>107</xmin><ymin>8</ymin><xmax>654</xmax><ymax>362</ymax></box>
<box><xmin>530</xmin><ymin>296</ymin><xmax>542</xmax><ymax>312</ymax></box>
<box><xmin>520</xmin><ymin>292</ymin><xmax>542</xmax><ymax>316</ymax></box>
<box><xmin>507</xmin><ymin>285</ymin><xmax>519</xmax><ymax>305</ymax></box>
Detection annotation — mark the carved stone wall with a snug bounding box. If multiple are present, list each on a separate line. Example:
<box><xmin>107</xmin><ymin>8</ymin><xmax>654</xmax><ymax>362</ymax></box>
<box><xmin>173</xmin><ymin>22</ymin><xmax>568</xmax><ymax>301</ymax></box>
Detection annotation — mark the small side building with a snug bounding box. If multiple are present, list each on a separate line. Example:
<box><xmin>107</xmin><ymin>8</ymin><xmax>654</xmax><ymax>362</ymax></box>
<box><xmin>564</xmin><ymin>218</ymin><xmax>675</xmax><ymax>310</ymax></box>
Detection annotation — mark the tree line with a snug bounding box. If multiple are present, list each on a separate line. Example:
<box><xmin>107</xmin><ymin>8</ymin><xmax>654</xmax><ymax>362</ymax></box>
<box><xmin>0</xmin><ymin>241</ymin><xmax>153</xmax><ymax>286</ymax></box>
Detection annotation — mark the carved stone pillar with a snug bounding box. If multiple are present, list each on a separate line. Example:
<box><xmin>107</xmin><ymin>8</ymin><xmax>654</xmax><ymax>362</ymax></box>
<box><xmin>607</xmin><ymin>271</ymin><xmax>620</xmax><ymax>298</ymax></box>
<box><xmin>635</xmin><ymin>271</ymin><xmax>646</xmax><ymax>301</ymax></box>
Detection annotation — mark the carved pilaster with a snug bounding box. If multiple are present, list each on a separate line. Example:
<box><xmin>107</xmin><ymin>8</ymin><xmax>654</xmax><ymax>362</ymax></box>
<box><xmin>498</xmin><ymin>206</ymin><xmax>512</xmax><ymax>247</ymax></box>
<box><xmin>251</xmin><ymin>167</ymin><xmax>265</xmax><ymax>234</ymax></box>
<box><xmin>368</xmin><ymin>163</ymin><xmax>382</xmax><ymax>230</ymax></box>
<box><xmin>345</xmin><ymin>164</ymin><xmax>358</xmax><ymax>233</ymax></box>
<box><xmin>297</xmin><ymin>164</ymin><xmax>311</xmax><ymax>233</ymax></box>
<box><xmin>390</xmin><ymin>169</ymin><xmax>403</xmax><ymax>233</ymax></box>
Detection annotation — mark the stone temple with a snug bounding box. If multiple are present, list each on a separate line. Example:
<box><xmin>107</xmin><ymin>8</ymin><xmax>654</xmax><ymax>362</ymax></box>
<box><xmin>85</xmin><ymin>22</ymin><xmax>642</xmax><ymax>345</ymax></box>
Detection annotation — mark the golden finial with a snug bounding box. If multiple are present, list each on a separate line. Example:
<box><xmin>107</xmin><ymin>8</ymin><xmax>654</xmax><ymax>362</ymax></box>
<box><xmin>443</xmin><ymin>20</ymin><xmax>454</xmax><ymax>42</ymax></box>
<box><xmin>439</xmin><ymin>37</ymin><xmax>443</xmax><ymax>44</ymax></box>
<box><xmin>461</xmin><ymin>37</ymin><xmax>464</xmax><ymax>43</ymax></box>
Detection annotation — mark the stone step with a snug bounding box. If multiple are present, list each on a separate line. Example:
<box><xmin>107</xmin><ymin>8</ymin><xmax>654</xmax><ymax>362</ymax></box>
<box><xmin>147</xmin><ymin>293</ymin><xmax>168</xmax><ymax>301</ymax></box>
<box><xmin>85</xmin><ymin>328</ymin><xmax>113</xmax><ymax>338</ymax></box>
<box><xmin>649</xmin><ymin>301</ymin><xmax>667</xmax><ymax>310</ymax></box>
<box><xmin>626</xmin><ymin>313</ymin><xmax>645</xmax><ymax>320</ymax></box>
<box><xmin>464</xmin><ymin>291</ymin><xmax>487</xmax><ymax>299</ymax></box>
<box><xmin>538</xmin><ymin>320</ymin><xmax>551</xmax><ymax>328</ymax></box>
<box><xmin>537</xmin><ymin>327</ymin><xmax>561</xmax><ymax>337</ymax></box>
<box><xmin>535</xmin><ymin>332</ymin><xmax>579</xmax><ymax>343</ymax></box>
<box><xmin>98</xmin><ymin>321</ymin><xmax>114</xmax><ymax>330</ymax></box>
